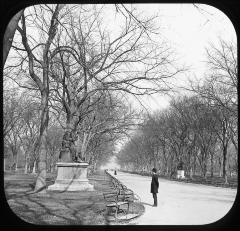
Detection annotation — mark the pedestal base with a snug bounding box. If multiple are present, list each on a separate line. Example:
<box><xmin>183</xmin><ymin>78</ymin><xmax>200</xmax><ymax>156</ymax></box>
<box><xmin>177</xmin><ymin>170</ymin><xmax>185</xmax><ymax>179</ymax></box>
<box><xmin>47</xmin><ymin>162</ymin><xmax>94</xmax><ymax>192</ymax></box>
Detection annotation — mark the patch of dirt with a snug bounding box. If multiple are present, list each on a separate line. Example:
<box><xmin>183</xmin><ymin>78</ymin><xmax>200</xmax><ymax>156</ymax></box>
<box><xmin>4</xmin><ymin>170</ymin><xmax>144</xmax><ymax>225</ymax></box>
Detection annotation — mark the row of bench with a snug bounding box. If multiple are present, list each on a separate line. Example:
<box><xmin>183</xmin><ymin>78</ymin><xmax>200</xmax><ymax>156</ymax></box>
<box><xmin>103</xmin><ymin>171</ymin><xmax>140</xmax><ymax>219</ymax></box>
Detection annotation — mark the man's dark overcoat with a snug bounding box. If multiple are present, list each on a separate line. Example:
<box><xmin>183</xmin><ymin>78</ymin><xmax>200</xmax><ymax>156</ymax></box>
<box><xmin>151</xmin><ymin>174</ymin><xmax>159</xmax><ymax>193</ymax></box>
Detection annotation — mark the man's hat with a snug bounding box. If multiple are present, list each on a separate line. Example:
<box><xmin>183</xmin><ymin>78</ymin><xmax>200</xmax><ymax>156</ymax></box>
<box><xmin>152</xmin><ymin>168</ymin><xmax>157</xmax><ymax>173</ymax></box>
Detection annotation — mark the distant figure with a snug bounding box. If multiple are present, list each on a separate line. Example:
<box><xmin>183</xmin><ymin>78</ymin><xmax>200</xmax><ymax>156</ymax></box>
<box><xmin>151</xmin><ymin>168</ymin><xmax>159</xmax><ymax>207</ymax></box>
<box><xmin>114</xmin><ymin>170</ymin><xmax>117</xmax><ymax>175</ymax></box>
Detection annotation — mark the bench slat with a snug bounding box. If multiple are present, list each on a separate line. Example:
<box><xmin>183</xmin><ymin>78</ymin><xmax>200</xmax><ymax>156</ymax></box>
<box><xmin>106</xmin><ymin>201</ymin><xmax>129</xmax><ymax>207</ymax></box>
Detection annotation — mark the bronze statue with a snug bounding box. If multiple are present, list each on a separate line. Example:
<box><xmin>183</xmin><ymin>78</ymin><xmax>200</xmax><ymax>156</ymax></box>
<box><xmin>59</xmin><ymin>130</ymin><xmax>84</xmax><ymax>162</ymax></box>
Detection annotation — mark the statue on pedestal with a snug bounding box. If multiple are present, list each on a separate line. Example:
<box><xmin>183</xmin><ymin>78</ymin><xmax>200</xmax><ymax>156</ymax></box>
<box><xmin>177</xmin><ymin>161</ymin><xmax>185</xmax><ymax>179</ymax></box>
<box><xmin>48</xmin><ymin>130</ymin><xmax>93</xmax><ymax>192</ymax></box>
<box><xmin>59</xmin><ymin>130</ymin><xmax>84</xmax><ymax>163</ymax></box>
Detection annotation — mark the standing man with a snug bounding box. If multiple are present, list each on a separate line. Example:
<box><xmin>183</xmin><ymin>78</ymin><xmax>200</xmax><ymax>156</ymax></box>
<box><xmin>151</xmin><ymin>168</ymin><xmax>159</xmax><ymax>207</ymax></box>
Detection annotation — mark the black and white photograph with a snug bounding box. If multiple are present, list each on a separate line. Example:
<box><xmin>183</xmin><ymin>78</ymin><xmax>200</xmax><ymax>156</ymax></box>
<box><xmin>3</xmin><ymin>3</ymin><xmax>238</xmax><ymax>226</ymax></box>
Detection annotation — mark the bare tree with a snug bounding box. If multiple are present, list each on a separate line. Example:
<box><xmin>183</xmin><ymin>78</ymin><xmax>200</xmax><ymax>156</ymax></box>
<box><xmin>77</xmin><ymin>93</ymin><xmax>136</xmax><ymax>162</ymax></box>
<box><xmin>212</xmin><ymin>106</ymin><xmax>232</xmax><ymax>182</ymax></box>
<box><xmin>206</xmin><ymin>39</ymin><xmax>237</xmax><ymax>111</ymax></box>
<box><xmin>20</xmin><ymin>96</ymin><xmax>41</xmax><ymax>174</ymax></box>
<box><xmin>4</xmin><ymin>115</ymin><xmax>25</xmax><ymax>171</ymax></box>
<box><xmin>46</xmin><ymin>125</ymin><xmax>63</xmax><ymax>173</ymax></box>
<box><xmin>11</xmin><ymin>4</ymin><xmax>65</xmax><ymax>191</ymax></box>
<box><xmin>186</xmin><ymin>38</ymin><xmax>237</xmax><ymax>179</ymax></box>
<box><xmin>191</xmin><ymin>100</ymin><xmax>218</xmax><ymax>178</ymax></box>
<box><xmin>117</xmin><ymin>94</ymin><xmax>229</xmax><ymax>180</ymax></box>
<box><xmin>206</xmin><ymin>40</ymin><xmax>237</xmax><ymax>154</ymax></box>
<box><xmin>3</xmin><ymin>87</ymin><xmax>22</xmax><ymax>139</ymax></box>
<box><xmin>48</xmin><ymin>4</ymin><xmax>184</xmax><ymax>164</ymax></box>
<box><xmin>190</xmin><ymin>39</ymin><xmax>237</xmax><ymax>144</ymax></box>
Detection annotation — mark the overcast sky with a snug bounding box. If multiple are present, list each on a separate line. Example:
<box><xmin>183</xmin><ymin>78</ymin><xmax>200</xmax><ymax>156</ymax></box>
<box><xmin>119</xmin><ymin>3</ymin><xmax>237</xmax><ymax>113</ymax></box>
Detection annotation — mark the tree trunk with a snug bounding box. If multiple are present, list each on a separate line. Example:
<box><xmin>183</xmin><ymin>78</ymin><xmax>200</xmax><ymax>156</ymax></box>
<box><xmin>12</xmin><ymin>148</ymin><xmax>18</xmax><ymax>171</ymax></box>
<box><xmin>222</xmin><ymin>144</ymin><xmax>227</xmax><ymax>178</ymax></box>
<box><xmin>3</xmin><ymin>10</ymin><xmax>24</xmax><ymax>66</ymax></box>
<box><xmin>230</xmin><ymin>133</ymin><xmax>238</xmax><ymax>153</ymax></box>
<box><xmin>34</xmin><ymin>92</ymin><xmax>49</xmax><ymax>191</ymax></box>
<box><xmin>210</xmin><ymin>153</ymin><xmax>214</xmax><ymax>178</ymax></box>
<box><xmin>28</xmin><ymin>164</ymin><xmax>31</xmax><ymax>172</ymax></box>
<box><xmin>34</xmin><ymin>135</ymin><xmax>47</xmax><ymax>191</ymax></box>
<box><xmin>224</xmin><ymin>174</ymin><xmax>228</xmax><ymax>184</ymax></box>
<box><xmin>193</xmin><ymin>154</ymin><xmax>196</xmax><ymax>175</ymax></box>
<box><xmin>32</xmin><ymin>161</ymin><xmax>36</xmax><ymax>174</ymax></box>
<box><xmin>218</xmin><ymin>157</ymin><xmax>222</xmax><ymax>177</ymax></box>
<box><xmin>93</xmin><ymin>162</ymin><xmax>97</xmax><ymax>173</ymax></box>
<box><xmin>16</xmin><ymin>4</ymin><xmax>65</xmax><ymax>192</ymax></box>
<box><xmin>190</xmin><ymin>167</ymin><xmax>193</xmax><ymax>179</ymax></box>
<box><xmin>24</xmin><ymin>162</ymin><xmax>28</xmax><ymax>174</ymax></box>
<box><xmin>24</xmin><ymin>152</ymin><xmax>29</xmax><ymax>174</ymax></box>
<box><xmin>15</xmin><ymin>154</ymin><xmax>18</xmax><ymax>171</ymax></box>
<box><xmin>201</xmin><ymin>158</ymin><xmax>207</xmax><ymax>179</ymax></box>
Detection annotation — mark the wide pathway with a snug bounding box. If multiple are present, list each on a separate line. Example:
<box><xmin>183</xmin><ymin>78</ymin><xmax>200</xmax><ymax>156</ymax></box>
<box><xmin>108</xmin><ymin>170</ymin><xmax>237</xmax><ymax>225</ymax></box>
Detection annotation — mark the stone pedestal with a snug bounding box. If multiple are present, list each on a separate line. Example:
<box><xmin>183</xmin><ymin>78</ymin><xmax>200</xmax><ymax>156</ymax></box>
<box><xmin>177</xmin><ymin>170</ymin><xmax>185</xmax><ymax>179</ymax></box>
<box><xmin>47</xmin><ymin>162</ymin><xmax>94</xmax><ymax>191</ymax></box>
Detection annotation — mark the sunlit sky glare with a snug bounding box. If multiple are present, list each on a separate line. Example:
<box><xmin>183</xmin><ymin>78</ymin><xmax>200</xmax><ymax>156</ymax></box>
<box><xmin>100</xmin><ymin>156</ymin><xmax>120</xmax><ymax>170</ymax></box>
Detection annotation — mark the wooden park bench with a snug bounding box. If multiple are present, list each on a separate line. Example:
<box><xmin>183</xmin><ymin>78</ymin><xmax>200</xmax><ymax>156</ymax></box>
<box><xmin>103</xmin><ymin>171</ymin><xmax>141</xmax><ymax>219</ymax></box>
<box><xmin>103</xmin><ymin>188</ymin><xmax>130</xmax><ymax>219</ymax></box>
<box><xmin>103</xmin><ymin>174</ymin><xmax>135</xmax><ymax>219</ymax></box>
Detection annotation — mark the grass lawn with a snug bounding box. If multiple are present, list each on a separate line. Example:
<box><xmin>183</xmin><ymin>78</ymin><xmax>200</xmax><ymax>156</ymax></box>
<box><xmin>4</xmin><ymin>170</ymin><xmax>144</xmax><ymax>225</ymax></box>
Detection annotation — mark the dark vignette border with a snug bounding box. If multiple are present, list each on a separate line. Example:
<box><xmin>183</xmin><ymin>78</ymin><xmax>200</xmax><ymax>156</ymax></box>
<box><xmin>1</xmin><ymin>0</ymin><xmax>239</xmax><ymax>231</ymax></box>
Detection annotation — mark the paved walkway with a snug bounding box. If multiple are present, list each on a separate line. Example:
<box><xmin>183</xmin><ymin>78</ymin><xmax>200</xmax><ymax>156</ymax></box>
<box><xmin>108</xmin><ymin>171</ymin><xmax>237</xmax><ymax>225</ymax></box>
